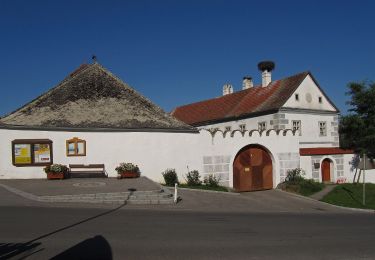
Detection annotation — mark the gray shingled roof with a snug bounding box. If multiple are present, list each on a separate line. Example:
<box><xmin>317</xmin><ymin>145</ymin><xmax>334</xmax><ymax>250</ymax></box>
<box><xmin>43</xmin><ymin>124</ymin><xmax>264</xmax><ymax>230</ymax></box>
<box><xmin>0</xmin><ymin>63</ymin><xmax>196</xmax><ymax>132</ymax></box>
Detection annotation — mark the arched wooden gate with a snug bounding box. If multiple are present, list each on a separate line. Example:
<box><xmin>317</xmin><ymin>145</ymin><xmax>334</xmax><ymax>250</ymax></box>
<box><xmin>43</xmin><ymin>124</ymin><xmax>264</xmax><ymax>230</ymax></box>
<box><xmin>233</xmin><ymin>145</ymin><xmax>273</xmax><ymax>192</ymax></box>
<box><xmin>321</xmin><ymin>158</ymin><xmax>332</xmax><ymax>182</ymax></box>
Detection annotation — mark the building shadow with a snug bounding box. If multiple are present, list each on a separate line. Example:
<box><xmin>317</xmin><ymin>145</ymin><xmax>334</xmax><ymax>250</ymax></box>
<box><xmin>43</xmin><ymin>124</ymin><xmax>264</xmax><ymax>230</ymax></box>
<box><xmin>0</xmin><ymin>242</ymin><xmax>43</xmax><ymax>259</ymax></box>
<box><xmin>0</xmin><ymin>193</ymin><xmax>132</xmax><ymax>260</ymax></box>
<box><xmin>51</xmin><ymin>235</ymin><xmax>112</xmax><ymax>260</ymax></box>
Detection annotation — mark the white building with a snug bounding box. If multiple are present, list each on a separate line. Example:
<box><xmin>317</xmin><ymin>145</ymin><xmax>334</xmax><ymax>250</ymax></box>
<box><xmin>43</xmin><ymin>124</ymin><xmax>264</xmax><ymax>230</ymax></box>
<box><xmin>0</xmin><ymin>61</ymin><xmax>367</xmax><ymax>191</ymax></box>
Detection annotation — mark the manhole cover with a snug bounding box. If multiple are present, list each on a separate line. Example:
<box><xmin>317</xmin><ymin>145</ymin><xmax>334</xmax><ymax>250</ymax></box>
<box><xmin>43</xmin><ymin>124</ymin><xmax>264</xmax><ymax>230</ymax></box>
<box><xmin>73</xmin><ymin>182</ymin><xmax>106</xmax><ymax>188</ymax></box>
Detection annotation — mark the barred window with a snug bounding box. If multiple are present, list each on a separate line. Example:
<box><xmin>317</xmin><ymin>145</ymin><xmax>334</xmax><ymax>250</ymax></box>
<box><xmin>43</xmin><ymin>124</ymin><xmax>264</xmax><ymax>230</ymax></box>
<box><xmin>292</xmin><ymin>120</ymin><xmax>301</xmax><ymax>135</ymax></box>
<box><xmin>319</xmin><ymin>122</ymin><xmax>327</xmax><ymax>136</ymax></box>
<box><xmin>258</xmin><ymin>122</ymin><xmax>267</xmax><ymax>131</ymax></box>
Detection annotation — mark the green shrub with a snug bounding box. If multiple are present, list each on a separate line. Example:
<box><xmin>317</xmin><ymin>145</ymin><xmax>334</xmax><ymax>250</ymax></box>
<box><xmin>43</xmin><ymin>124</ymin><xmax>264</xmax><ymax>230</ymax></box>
<box><xmin>285</xmin><ymin>168</ymin><xmax>305</xmax><ymax>184</ymax></box>
<box><xmin>203</xmin><ymin>174</ymin><xmax>221</xmax><ymax>187</ymax></box>
<box><xmin>185</xmin><ymin>170</ymin><xmax>202</xmax><ymax>186</ymax></box>
<box><xmin>162</xmin><ymin>168</ymin><xmax>179</xmax><ymax>186</ymax></box>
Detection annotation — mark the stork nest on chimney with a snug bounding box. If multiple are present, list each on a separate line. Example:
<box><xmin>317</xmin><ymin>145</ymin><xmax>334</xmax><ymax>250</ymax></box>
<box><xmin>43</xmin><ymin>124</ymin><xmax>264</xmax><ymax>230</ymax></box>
<box><xmin>258</xmin><ymin>61</ymin><xmax>275</xmax><ymax>72</ymax></box>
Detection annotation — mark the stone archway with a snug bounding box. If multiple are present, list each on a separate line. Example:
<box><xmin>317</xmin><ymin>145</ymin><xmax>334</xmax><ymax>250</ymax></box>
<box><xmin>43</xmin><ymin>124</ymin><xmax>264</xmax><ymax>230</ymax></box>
<box><xmin>233</xmin><ymin>144</ymin><xmax>273</xmax><ymax>192</ymax></box>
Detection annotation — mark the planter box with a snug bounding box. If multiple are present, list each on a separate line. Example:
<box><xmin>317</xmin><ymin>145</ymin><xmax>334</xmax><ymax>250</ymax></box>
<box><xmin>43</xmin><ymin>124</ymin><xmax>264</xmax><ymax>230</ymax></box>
<box><xmin>46</xmin><ymin>172</ymin><xmax>65</xmax><ymax>180</ymax></box>
<box><xmin>119</xmin><ymin>171</ymin><xmax>139</xmax><ymax>179</ymax></box>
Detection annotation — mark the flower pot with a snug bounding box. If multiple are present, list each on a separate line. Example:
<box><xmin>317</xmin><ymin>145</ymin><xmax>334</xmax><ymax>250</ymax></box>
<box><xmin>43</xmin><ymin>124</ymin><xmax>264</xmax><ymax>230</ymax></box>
<box><xmin>119</xmin><ymin>171</ymin><xmax>139</xmax><ymax>178</ymax></box>
<box><xmin>47</xmin><ymin>172</ymin><xmax>65</xmax><ymax>180</ymax></box>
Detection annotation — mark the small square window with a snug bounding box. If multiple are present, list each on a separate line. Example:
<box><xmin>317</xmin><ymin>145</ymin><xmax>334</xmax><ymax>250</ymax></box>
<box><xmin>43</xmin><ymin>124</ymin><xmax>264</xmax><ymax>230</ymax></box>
<box><xmin>66</xmin><ymin>137</ymin><xmax>86</xmax><ymax>156</ymax></box>
<box><xmin>295</xmin><ymin>94</ymin><xmax>299</xmax><ymax>101</ymax></box>
<box><xmin>318</xmin><ymin>96</ymin><xmax>322</xmax><ymax>103</ymax></box>
<box><xmin>225</xmin><ymin>126</ymin><xmax>232</xmax><ymax>132</ymax></box>
<box><xmin>239</xmin><ymin>124</ymin><xmax>246</xmax><ymax>132</ymax></box>
<box><xmin>258</xmin><ymin>122</ymin><xmax>267</xmax><ymax>131</ymax></box>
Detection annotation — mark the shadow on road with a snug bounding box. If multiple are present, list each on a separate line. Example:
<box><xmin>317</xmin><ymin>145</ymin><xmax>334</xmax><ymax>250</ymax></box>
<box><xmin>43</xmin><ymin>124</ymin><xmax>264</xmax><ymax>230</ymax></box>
<box><xmin>51</xmin><ymin>235</ymin><xmax>112</xmax><ymax>260</ymax></box>
<box><xmin>0</xmin><ymin>189</ymin><xmax>136</xmax><ymax>259</ymax></box>
<box><xmin>0</xmin><ymin>242</ymin><xmax>43</xmax><ymax>259</ymax></box>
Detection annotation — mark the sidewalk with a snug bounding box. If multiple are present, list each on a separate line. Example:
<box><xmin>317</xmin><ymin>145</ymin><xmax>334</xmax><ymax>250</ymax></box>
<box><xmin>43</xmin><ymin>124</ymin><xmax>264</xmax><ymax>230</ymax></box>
<box><xmin>309</xmin><ymin>184</ymin><xmax>337</xmax><ymax>200</ymax></box>
<box><xmin>0</xmin><ymin>177</ymin><xmax>174</xmax><ymax>205</ymax></box>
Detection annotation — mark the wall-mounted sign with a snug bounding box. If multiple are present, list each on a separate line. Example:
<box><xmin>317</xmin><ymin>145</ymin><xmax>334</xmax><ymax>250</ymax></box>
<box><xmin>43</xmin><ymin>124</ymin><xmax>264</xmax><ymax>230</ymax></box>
<box><xmin>14</xmin><ymin>144</ymin><xmax>32</xmax><ymax>164</ymax></box>
<box><xmin>12</xmin><ymin>139</ymin><xmax>53</xmax><ymax>167</ymax></box>
<box><xmin>34</xmin><ymin>144</ymin><xmax>51</xmax><ymax>163</ymax></box>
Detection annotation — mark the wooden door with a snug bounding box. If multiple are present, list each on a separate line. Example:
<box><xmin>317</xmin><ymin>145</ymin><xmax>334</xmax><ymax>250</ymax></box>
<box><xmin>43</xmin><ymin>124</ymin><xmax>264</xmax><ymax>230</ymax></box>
<box><xmin>322</xmin><ymin>159</ymin><xmax>331</xmax><ymax>182</ymax></box>
<box><xmin>233</xmin><ymin>145</ymin><xmax>273</xmax><ymax>192</ymax></box>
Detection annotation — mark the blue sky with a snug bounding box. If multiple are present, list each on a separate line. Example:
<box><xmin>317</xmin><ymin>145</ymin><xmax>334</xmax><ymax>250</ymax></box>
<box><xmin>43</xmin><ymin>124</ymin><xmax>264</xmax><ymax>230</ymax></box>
<box><xmin>0</xmin><ymin>0</ymin><xmax>374</xmax><ymax>116</ymax></box>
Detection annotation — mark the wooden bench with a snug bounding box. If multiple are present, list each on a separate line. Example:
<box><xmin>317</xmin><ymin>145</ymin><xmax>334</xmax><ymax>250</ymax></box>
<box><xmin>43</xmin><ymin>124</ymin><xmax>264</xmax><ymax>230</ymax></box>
<box><xmin>69</xmin><ymin>164</ymin><xmax>107</xmax><ymax>178</ymax></box>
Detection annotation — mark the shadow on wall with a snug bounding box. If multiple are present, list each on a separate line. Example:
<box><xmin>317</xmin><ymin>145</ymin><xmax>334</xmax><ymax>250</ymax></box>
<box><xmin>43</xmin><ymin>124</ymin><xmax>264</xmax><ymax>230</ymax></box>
<box><xmin>51</xmin><ymin>235</ymin><xmax>112</xmax><ymax>260</ymax></box>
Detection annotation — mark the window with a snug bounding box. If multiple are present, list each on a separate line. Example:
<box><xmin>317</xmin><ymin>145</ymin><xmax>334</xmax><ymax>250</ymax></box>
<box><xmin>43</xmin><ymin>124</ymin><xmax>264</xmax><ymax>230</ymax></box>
<box><xmin>225</xmin><ymin>126</ymin><xmax>232</xmax><ymax>132</ymax></box>
<box><xmin>319</xmin><ymin>122</ymin><xmax>327</xmax><ymax>136</ymax></box>
<box><xmin>318</xmin><ymin>96</ymin><xmax>322</xmax><ymax>103</ymax></box>
<box><xmin>292</xmin><ymin>120</ymin><xmax>301</xmax><ymax>135</ymax></box>
<box><xmin>295</xmin><ymin>94</ymin><xmax>299</xmax><ymax>101</ymax></box>
<box><xmin>209</xmin><ymin>127</ymin><xmax>219</xmax><ymax>132</ymax></box>
<box><xmin>66</xmin><ymin>137</ymin><xmax>86</xmax><ymax>156</ymax></box>
<box><xmin>12</xmin><ymin>139</ymin><xmax>53</xmax><ymax>166</ymax></box>
<box><xmin>239</xmin><ymin>124</ymin><xmax>246</xmax><ymax>132</ymax></box>
<box><xmin>258</xmin><ymin>122</ymin><xmax>267</xmax><ymax>131</ymax></box>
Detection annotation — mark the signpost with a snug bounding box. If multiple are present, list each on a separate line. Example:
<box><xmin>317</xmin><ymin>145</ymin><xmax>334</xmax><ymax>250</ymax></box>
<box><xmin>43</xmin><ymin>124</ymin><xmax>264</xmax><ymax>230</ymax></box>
<box><xmin>363</xmin><ymin>154</ymin><xmax>366</xmax><ymax>205</ymax></box>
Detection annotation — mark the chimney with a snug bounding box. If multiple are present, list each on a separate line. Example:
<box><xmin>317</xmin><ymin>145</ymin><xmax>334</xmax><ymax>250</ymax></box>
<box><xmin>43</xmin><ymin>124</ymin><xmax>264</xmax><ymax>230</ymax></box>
<box><xmin>242</xmin><ymin>76</ymin><xmax>253</xmax><ymax>90</ymax></box>
<box><xmin>223</xmin><ymin>83</ymin><xmax>233</xmax><ymax>96</ymax></box>
<box><xmin>258</xmin><ymin>61</ymin><xmax>275</xmax><ymax>87</ymax></box>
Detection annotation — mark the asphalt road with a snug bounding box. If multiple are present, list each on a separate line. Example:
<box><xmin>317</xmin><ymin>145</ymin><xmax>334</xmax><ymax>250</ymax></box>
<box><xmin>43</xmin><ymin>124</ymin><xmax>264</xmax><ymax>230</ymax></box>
<box><xmin>0</xmin><ymin>188</ymin><xmax>375</xmax><ymax>259</ymax></box>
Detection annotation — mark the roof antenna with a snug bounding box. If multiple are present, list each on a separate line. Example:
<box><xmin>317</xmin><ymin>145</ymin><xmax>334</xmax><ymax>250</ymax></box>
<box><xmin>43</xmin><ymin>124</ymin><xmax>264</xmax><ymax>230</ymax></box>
<box><xmin>92</xmin><ymin>55</ymin><xmax>97</xmax><ymax>63</ymax></box>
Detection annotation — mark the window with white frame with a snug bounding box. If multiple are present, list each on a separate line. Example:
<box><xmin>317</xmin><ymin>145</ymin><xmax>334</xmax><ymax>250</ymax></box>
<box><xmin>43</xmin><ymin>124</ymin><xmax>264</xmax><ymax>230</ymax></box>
<box><xmin>292</xmin><ymin>120</ymin><xmax>301</xmax><ymax>135</ymax></box>
<box><xmin>319</xmin><ymin>121</ymin><xmax>327</xmax><ymax>136</ymax></box>
<box><xmin>258</xmin><ymin>122</ymin><xmax>267</xmax><ymax>131</ymax></box>
<box><xmin>239</xmin><ymin>124</ymin><xmax>246</xmax><ymax>132</ymax></box>
<box><xmin>295</xmin><ymin>93</ymin><xmax>299</xmax><ymax>101</ymax></box>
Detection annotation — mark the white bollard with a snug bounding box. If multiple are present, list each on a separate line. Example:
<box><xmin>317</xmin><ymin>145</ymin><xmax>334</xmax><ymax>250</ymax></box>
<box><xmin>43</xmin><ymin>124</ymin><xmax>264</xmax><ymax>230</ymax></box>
<box><xmin>174</xmin><ymin>183</ymin><xmax>178</xmax><ymax>203</ymax></box>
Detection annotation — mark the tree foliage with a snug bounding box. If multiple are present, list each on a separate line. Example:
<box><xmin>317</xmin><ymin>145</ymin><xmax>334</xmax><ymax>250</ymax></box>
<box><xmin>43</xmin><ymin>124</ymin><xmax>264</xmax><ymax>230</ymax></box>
<box><xmin>340</xmin><ymin>81</ymin><xmax>375</xmax><ymax>158</ymax></box>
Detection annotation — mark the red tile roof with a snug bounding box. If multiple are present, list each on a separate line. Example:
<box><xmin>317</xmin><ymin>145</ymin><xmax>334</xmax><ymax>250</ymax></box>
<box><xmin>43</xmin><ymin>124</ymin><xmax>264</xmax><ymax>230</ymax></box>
<box><xmin>172</xmin><ymin>71</ymin><xmax>310</xmax><ymax>126</ymax></box>
<box><xmin>300</xmin><ymin>147</ymin><xmax>354</xmax><ymax>156</ymax></box>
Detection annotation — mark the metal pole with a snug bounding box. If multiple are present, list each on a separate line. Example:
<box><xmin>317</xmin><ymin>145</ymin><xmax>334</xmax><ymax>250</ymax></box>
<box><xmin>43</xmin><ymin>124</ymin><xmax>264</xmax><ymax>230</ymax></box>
<box><xmin>363</xmin><ymin>154</ymin><xmax>366</xmax><ymax>205</ymax></box>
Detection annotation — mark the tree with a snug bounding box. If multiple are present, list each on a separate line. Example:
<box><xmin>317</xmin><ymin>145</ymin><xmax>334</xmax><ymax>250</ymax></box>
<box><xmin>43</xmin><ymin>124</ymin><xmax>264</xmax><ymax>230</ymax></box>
<box><xmin>340</xmin><ymin>81</ymin><xmax>375</xmax><ymax>159</ymax></box>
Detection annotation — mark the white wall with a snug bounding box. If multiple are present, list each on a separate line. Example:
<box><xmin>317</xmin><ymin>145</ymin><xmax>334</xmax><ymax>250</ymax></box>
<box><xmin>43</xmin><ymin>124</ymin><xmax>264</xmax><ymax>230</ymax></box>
<box><xmin>283</xmin><ymin>75</ymin><xmax>337</xmax><ymax>111</ymax></box>
<box><xmin>283</xmin><ymin>112</ymin><xmax>339</xmax><ymax>147</ymax></box>
<box><xmin>0</xmin><ymin>128</ymin><xmax>301</xmax><ymax>188</ymax></box>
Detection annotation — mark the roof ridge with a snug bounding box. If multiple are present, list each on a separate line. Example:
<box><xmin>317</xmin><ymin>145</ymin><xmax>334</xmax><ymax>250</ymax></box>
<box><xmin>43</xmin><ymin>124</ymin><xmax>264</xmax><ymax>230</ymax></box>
<box><xmin>174</xmin><ymin>71</ymin><xmax>309</xmax><ymax>110</ymax></box>
<box><xmin>0</xmin><ymin>63</ymin><xmax>93</xmax><ymax>119</ymax></box>
<box><xmin>95</xmin><ymin>64</ymin><xmax>190</xmax><ymax>126</ymax></box>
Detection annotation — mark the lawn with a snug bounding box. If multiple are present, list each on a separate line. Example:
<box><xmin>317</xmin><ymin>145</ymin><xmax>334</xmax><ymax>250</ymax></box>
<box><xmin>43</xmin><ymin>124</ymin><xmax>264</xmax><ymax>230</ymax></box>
<box><xmin>321</xmin><ymin>183</ymin><xmax>375</xmax><ymax>210</ymax></box>
<box><xmin>280</xmin><ymin>179</ymin><xmax>325</xmax><ymax>196</ymax></box>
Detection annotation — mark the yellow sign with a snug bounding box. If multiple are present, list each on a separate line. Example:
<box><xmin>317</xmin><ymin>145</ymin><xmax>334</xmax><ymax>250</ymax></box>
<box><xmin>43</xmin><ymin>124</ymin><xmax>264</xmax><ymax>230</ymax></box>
<box><xmin>14</xmin><ymin>144</ymin><xmax>31</xmax><ymax>164</ymax></box>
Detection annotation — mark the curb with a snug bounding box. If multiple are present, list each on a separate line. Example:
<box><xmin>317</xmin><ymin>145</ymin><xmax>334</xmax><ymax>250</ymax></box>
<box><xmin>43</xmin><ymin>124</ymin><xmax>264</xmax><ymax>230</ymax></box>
<box><xmin>0</xmin><ymin>183</ymin><xmax>174</xmax><ymax>205</ymax></box>
<box><xmin>275</xmin><ymin>188</ymin><xmax>375</xmax><ymax>213</ymax></box>
<box><xmin>164</xmin><ymin>186</ymin><xmax>240</xmax><ymax>195</ymax></box>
